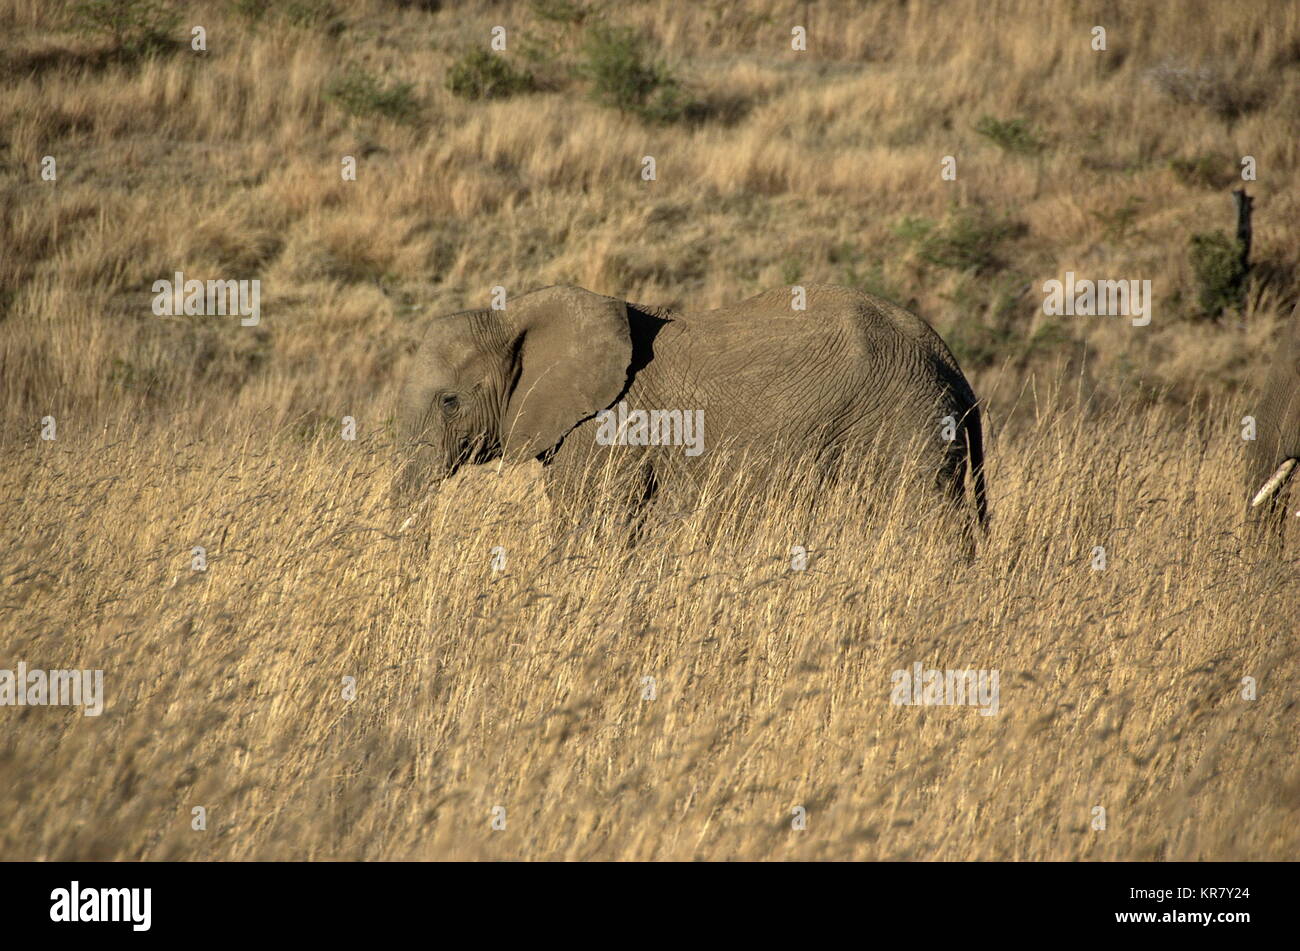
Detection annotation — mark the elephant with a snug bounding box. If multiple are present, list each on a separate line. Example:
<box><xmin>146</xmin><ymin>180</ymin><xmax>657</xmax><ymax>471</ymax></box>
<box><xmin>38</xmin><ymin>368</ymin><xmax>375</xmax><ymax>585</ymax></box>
<box><xmin>394</xmin><ymin>283</ymin><xmax>987</xmax><ymax>550</ymax></box>
<box><xmin>1246</xmin><ymin>303</ymin><xmax>1300</xmax><ymax>546</ymax></box>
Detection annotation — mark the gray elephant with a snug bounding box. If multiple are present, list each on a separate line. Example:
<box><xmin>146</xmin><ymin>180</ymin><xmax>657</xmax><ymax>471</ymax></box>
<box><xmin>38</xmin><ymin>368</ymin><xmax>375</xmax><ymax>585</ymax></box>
<box><xmin>1246</xmin><ymin>303</ymin><xmax>1300</xmax><ymax>545</ymax></box>
<box><xmin>394</xmin><ymin>283</ymin><xmax>987</xmax><ymax>548</ymax></box>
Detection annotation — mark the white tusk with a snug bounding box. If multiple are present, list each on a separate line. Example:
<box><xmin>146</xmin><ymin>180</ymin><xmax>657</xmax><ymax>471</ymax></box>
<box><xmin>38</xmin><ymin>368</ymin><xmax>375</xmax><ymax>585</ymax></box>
<box><xmin>1250</xmin><ymin>458</ymin><xmax>1298</xmax><ymax>507</ymax></box>
<box><xmin>398</xmin><ymin>515</ymin><xmax>416</xmax><ymax>533</ymax></box>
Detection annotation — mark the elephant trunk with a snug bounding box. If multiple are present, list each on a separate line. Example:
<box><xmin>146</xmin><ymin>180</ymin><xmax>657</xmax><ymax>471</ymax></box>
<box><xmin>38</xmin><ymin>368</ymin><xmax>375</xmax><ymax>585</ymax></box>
<box><xmin>391</xmin><ymin>445</ymin><xmax>446</xmax><ymax>505</ymax></box>
<box><xmin>391</xmin><ymin>432</ymin><xmax>499</xmax><ymax>507</ymax></box>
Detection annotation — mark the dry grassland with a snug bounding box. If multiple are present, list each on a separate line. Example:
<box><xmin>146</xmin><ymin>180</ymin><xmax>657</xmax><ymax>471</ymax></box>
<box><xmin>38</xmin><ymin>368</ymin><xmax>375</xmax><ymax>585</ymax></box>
<box><xmin>1</xmin><ymin>0</ymin><xmax>1297</xmax><ymax>859</ymax></box>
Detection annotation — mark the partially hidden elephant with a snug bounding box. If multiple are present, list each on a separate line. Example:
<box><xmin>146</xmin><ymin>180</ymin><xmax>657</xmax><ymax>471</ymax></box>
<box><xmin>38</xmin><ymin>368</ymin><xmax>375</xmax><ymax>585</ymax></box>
<box><xmin>394</xmin><ymin>283</ymin><xmax>987</xmax><ymax>548</ymax></box>
<box><xmin>1246</xmin><ymin>303</ymin><xmax>1300</xmax><ymax>545</ymax></box>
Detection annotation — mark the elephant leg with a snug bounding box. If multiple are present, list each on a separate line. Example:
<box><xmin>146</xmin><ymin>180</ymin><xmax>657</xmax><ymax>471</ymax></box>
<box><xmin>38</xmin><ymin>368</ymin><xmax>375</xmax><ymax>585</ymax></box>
<box><xmin>950</xmin><ymin>478</ymin><xmax>978</xmax><ymax>562</ymax></box>
<box><xmin>541</xmin><ymin>434</ymin><xmax>657</xmax><ymax>550</ymax></box>
<box><xmin>935</xmin><ymin>446</ymin><xmax>978</xmax><ymax>562</ymax></box>
<box><xmin>606</xmin><ymin>458</ymin><xmax>660</xmax><ymax>547</ymax></box>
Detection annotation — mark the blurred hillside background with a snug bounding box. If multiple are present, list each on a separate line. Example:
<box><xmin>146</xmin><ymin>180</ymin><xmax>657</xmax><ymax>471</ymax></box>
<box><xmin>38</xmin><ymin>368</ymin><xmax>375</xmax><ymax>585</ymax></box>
<box><xmin>2</xmin><ymin>0</ymin><xmax>1298</xmax><ymax>433</ymax></box>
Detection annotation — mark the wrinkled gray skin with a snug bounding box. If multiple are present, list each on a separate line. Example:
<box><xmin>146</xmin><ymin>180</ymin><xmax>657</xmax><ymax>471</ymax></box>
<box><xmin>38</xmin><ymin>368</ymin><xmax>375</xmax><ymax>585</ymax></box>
<box><xmin>1245</xmin><ymin>304</ymin><xmax>1300</xmax><ymax>547</ymax></box>
<box><xmin>395</xmin><ymin>284</ymin><xmax>987</xmax><ymax>549</ymax></box>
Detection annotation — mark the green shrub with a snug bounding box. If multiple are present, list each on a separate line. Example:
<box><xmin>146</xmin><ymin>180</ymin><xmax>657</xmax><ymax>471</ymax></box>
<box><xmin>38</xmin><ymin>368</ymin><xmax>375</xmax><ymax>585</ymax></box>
<box><xmin>896</xmin><ymin>209</ymin><xmax>1025</xmax><ymax>274</ymax></box>
<box><xmin>229</xmin><ymin>0</ymin><xmax>268</xmax><ymax>20</ymax></box>
<box><xmin>69</xmin><ymin>0</ymin><xmax>179</xmax><ymax>55</ymax></box>
<box><xmin>1188</xmin><ymin>230</ymin><xmax>1247</xmax><ymax>318</ymax></box>
<box><xmin>1145</xmin><ymin>61</ymin><xmax>1265</xmax><ymax>119</ymax></box>
<box><xmin>1168</xmin><ymin>152</ymin><xmax>1234</xmax><ymax>190</ymax></box>
<box><xmin>827</xmin><ymin>244</ymin><xmax>906</xmax><ymax>302</ymax></box>
<box><xmin>529</xmin><ymin>0</ymin><xmax>595</xmax><ymax>24</ymax></box>
<box><xmin>231</xmin><ymin>0</ymin><xmax>344</xmax><ymax>36</ymax></box>
<box><xmin>516</xmin><ymin>2</ymin><xmax>590</xmax><ymax>78</ymax></box>
<box><xmin>446</xmin><ymin>49</ymin><xmax>536</xmax><ymax>100</ymax></box>
<box><xmin>937</xmin><ymin>277</ymin><xmax>1041</xmax><ymax>367</ymax></box>
<box><xmin>1090</xmin><ymin>196</ymin><xmax>1144</xmax><ymax>242</ymax></box>
<box><xmin>950</xmin><ymin>323</ymin><xmax>1014</xmax><ymax>368</ymax></box>
<box><xmin>578</xmin><ymin>24</ymin><xmax>696</xmax><ymax>122</ymax></box>
<box><xmin>327</xmin><ymin>69</ymin><xmax>419</xmax><ymax>123</ymax></box>
<box><xmin>974</xmin><ymin>115</ymin><xmax>1044</xmax><ymax>156</ymax></box>
<box><xmin>284</xmin><ymin>0</ymin><xmax>343</xmax><ymax>30</ymax></box>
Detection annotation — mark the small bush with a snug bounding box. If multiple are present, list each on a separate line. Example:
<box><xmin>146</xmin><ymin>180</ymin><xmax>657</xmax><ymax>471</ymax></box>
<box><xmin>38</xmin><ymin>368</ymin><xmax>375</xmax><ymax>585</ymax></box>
<box><xmin>827</xmin><ymin>244</ymin><xmax>906</xmax><ymax>302</ymax></box>
<box><xmin>231</xmin><ymin>0</ymin><xmax>344</xmax><ymax>36</ymax></box>
<box><xmin>974</xmin><ymin>115</ymin><xmax>1044</xmax><ymax>156</ymax></box>
<box><xmin>517</xmin><ymin>2</ymin><xmax>590</xmax><ymax>76</ymax></box>
<box><xmin>529</xmin><ymin>0</ymin><xmax>595</xmax><ymax>24</ymax></box>
<box><xmin>578</xmin><ymin>25</ymin><xmax>696</xmax><ymax>122</ymax></box>
<box><xmin>446</xmin><ymin>49</ymin><xmax>535</xmax><ymax>100</ymax></box>
<box><xmin>1145</xmin><ymin>61</ymin><xmax>1265</xmax><ymax>119</ymax></box>
<box><xmin>229</xmin><ymin>0</ymin><xmax>268</xmax><ymax>20</ymax></box>
<box><xmin>942</xmin><ymin>319</ymin><xmax>1019</xmax><ymax>369</ymax></box>
<box><xmin>327</xmin><ymin>69</ymin><xmax>419</xmax><ymax>123</ymax></box>
<box><xmin>1188</xmin><ymin>230</ymin><xmax>1247</xmax><ymax>318</ymax></box>
<box><xmin>934</xmin><ymin>277</ymin><xmax>1041</xmax><ymax>368</ymax></box>
<box><xmin>283</xmin><ymin>0</ymin><xmax>343</xmax><ymax>30</ymax></box>
<box><xmin>1090</xmin><ymin>196</ymin><xmax>1144</xmax><ymax>242</ymax></box>
<box><xmin>1169</xmin><ymin>152</ymin><xmax>1235</xmax><ymax>190</ymax></box>
<box><xmin>70</xmin><ymin>0</ymin><xmax>179</xmax><ymax>55</ymax></box>
<box><xmin>897</xmin><ymin>209</ymin><xmax>1025</xmax><ymax>274</ymax></box>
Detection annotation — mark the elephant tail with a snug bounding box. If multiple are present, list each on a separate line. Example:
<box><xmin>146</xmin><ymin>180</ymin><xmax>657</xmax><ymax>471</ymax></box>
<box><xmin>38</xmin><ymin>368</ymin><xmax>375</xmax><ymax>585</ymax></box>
<box><xmin>965</xmin><ymin>404</ymin><xmax>989</xmax><ymax>532</ymax></box>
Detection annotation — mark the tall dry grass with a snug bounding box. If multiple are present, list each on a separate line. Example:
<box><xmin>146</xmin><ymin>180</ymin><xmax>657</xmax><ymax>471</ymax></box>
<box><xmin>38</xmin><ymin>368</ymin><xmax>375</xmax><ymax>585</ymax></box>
<box><xmin>2</xmin><ymin>384</ymin><xmax>1296</xmax><ymax>860</ymax></box>
<box><xmin>1</xmin><ymin>1</ymin><xmax>1298</xmax><ymax>859</ymax></box>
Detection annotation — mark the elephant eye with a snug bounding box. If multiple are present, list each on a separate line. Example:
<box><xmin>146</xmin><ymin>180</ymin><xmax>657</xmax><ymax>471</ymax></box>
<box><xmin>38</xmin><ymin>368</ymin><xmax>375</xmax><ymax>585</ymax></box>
<box><xmin>438</xmin><ymin>392</ymin><xmax>460</xmax><ymax>415</ymax></box>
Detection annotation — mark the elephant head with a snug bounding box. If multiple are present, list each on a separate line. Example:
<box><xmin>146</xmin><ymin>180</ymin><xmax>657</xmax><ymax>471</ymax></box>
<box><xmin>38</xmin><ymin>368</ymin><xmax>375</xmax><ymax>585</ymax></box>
<box><xmin>393</xmin><ymin>285</ymin><xmax>632</xmax><ymax>499</ymax></box>
<box><xmin>1246</xmin><ymin>303</ymin><xmax>1300</xmax><ymax>542</ymax></box>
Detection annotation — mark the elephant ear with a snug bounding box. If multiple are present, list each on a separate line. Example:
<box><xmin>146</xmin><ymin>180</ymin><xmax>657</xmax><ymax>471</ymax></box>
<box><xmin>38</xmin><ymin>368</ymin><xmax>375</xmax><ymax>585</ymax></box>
<box><xmin>501</xmin><ymin>285</ymin><xmax>632</xmax><ymax>462</ymax></box>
